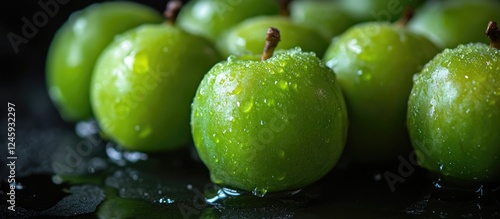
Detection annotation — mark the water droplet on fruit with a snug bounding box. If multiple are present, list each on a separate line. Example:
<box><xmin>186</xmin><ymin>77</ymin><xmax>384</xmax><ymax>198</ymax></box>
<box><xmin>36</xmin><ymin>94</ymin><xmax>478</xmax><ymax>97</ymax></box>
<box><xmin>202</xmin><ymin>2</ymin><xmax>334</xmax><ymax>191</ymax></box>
<box><xmin>157</xmin><ymin>197</ymin><xmax>175</xmax><ymax>204</ymax></box>
<box><xmin>252</xmin><ymin>187</ymin><xmax>268</xmax><ymax>197</ymax></box>
<box><xmin>279</xmin><ymin>150</ymin><xmax>285</xmax><ymax>158</ymax></box>
<box><xmin>260</xmin><ymin>120</ymin><xmax>264</xmax><ymax>126</ymax></box>
<box><xmin>279</xmin><ymin>81</ymin><xmax>288</xmax><ymax>90</ymax></box>
<box><xmin>133</xmin><ymin>52</ymin><xmax>150</xmax><ymax>74</ymax></box>
<box><xmin>242</xmin><ymin>100</ymin><xmax>254</xmax><ymax>113</ymax></box>
<box><xmin>138</xmin><ymin>127</ymin><xmax>151</xmax><ymax>138</ymax></box>
<box><xmin>465</xmin><ymin>75</ymin><xmax>469</xmax><ymax>79</ymax></box>
<box><xmin>277</xmin><ymin>173</ymin><xmax>286</xmax><ymax>181</ymax></box>
<box><xmin>231</xmin><ymin>85</ymin><xmax>242</xmax><ymax>95</ymax></box>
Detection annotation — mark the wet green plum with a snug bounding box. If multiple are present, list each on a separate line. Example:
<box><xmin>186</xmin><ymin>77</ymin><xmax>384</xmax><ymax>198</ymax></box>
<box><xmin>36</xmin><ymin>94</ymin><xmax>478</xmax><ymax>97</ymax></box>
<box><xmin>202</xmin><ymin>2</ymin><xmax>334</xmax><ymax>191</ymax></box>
<box><xmin>407</xmin><ymin>22</ymin><xmax>500</xmax><ymax>182</ymax></box>
<box><xmin>177</xmin><ymin>0</ymin><xmax>279</xmax><ymax>42</ymax></box>
<box><xmin>290</xmin><ymin>0</ymin><xmax>357</xmax><ymax>40</ymax></box>
<box><xmin>324</xmin><ymin>19</ymin><xmax>440</xmax><ymax>162</ymax></box>
<box><xmin>46</xmin><ymin>2</ymin><xmax>163</xmax><ymax>122</ymax></box>
<box><xmin>217</xmin><ymin>16</ymin><xmax>329</xmax><ymax>58</ymax></box>
<box><xmin>339</xmin><ymin>0</ymin><xmax>423</xmax><ymax>22</ymax></box>
<box><xmin>91</xmin><ymin>2</ymin><xmax>222</xmax><ymax>152</ymax></box>
<box><xmin>409</xmin><ymin>0</ymin><xmax>500</xmax><ymax>49</ymax></box>
<box><xmin>191</xmin><ymin>29</ymin><xmax>348</xmax><ymax>195</ymax></box>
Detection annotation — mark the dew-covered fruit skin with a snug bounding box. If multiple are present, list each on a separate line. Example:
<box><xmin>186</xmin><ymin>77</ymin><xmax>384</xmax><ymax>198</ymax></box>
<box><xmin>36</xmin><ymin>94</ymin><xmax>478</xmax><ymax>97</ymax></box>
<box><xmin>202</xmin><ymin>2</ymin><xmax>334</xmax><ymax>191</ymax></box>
<box><xmin>217</xmin><ymin>16</ymin><xmax>329</xmax><ymax>58</ymax></box>
<box><xmin>91</xmin><ymin>24</ymin><xmax>222</xmax><ymax>152</ymax></box>
<box><xmin>408</xmin><ymin>0</ymin><xmax>500</xmax><ymax>49</ymax></box>
<box><xmin>191</xmin><ymin>49</ymin><xmax>348</xmax><ymax>193</ymax></box>
<box><xmin>177</xmin><ymin>0</ymin><xmax>279</xmax><ymax>42</ymax></box>
<box><xmin>46</xmin><ymin>2</ymin><xmax>163</xmax><ymax>122</ymax></box>
<box><xmin>324</xmin><ymin>22</ymin><xmax>440</xmax><ymax>162</ymax></box>
<box><xmin>408</xmin><ymin>43</ymin><xmax>500</xmax><ymax>182</ymax></box>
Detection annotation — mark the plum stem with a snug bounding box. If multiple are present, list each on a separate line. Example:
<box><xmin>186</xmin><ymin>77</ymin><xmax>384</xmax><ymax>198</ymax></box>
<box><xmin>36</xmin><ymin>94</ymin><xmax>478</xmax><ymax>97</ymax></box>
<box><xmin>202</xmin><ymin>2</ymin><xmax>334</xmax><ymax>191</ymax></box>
<box><xmin>165</xmin><ymin>0</ymin><xmax>183</xmax><ymax>25</ymax></box>
<box><xmin>261</xmin><ymin>27</ymin><xmax>281</xmax><ymax>61</ymax></box>
<box><xmin>395</xmin><ymin>8</ymin><xmax>414</xmax><ymax>27</ymax></box>
<box><xmin>486</xmin><ymin>21</ymin><xmax>500</xmax><ymax>49</ymax></box>
<box><xmin>279</xmin><ymin>0</ymin><xmax>291</xmax><ymax>17</ymax></box>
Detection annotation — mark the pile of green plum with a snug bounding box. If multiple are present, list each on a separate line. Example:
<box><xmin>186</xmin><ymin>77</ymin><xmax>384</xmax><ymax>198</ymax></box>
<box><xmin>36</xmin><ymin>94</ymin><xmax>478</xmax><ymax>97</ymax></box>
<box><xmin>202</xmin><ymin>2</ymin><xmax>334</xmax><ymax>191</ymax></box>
<box><xmin>47</xmin><ymin>0</ymin><xmax>500</xmax><ymax>196</ymax></box>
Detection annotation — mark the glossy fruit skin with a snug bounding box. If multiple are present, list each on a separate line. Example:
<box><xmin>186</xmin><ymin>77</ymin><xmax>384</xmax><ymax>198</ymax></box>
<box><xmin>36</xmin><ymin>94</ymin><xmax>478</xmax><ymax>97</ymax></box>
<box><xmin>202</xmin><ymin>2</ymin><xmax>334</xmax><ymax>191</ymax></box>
<box><xmin>217</xmin><ymin>16</ymin><xmax>329</xmax><ymax>58</ymax></box>
<box><xmin>177</xmin><ymin>0</ymin><xmax>279</xmax><ymax>42</ymax></box>
<box><xmin>408</xmin><ymin>44</ymin><xmax>500</xmax><ymax>182</ymax></box>
<box><xmin>324</xmin><ymin>22</ymin><xmax>440</xmax><ymax>162</ymax></box>
<box><xmin>290</xmin><ymin>1</ymin><xmax>357</xmax><ymax>40</ymax></box>
<box><xmin>339</xmin><ymin>0</ymin><xmax>424</xmax><ymax>22</ymax></box>
<box><xmin>91</xmin><ymin>24</ymin><xmax>222</xmax><ymax>152</ymax></box>
<box><xmin>191</xmin><ymin>49</ymin><xmax>348</xmax><ymax>193</ymax></box>
<box><xmin>409</xmin><ymin>0</ymin><xmax>500</xmax><ymax>49</ymax></box>
<box><xmin>46</xmin><ymin>2</ymin><xmax>162</xmax><ymax>122</ymax></box>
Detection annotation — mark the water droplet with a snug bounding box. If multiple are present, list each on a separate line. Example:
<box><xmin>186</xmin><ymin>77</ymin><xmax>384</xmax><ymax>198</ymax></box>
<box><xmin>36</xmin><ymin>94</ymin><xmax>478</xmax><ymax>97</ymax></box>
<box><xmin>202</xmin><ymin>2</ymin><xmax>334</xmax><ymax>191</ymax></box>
<box><xmin>133</xmin><ymin>52</ymin><xmax>150</xmax><ymax>74</ymax></box>
<box><xmin>279</xmin><ymin>150</ymin><xmax>285</xmax><ymax>158</ymax></box>
<box><xmin>158</xmin><ymin>198</ymin><xmax>175</xmax><ymax>204</ymax></box>
<box><xmin>362</xmin><ymin>73</ymin><xmax>372</xmax><ymax>81</ymax></box>
<box><xmin>279</xmin><ymin>80</ymin><xmax>288</xmax><ymax>90</ymax></box>
<box><xmin>277</xmin><ymin>173</ymin><xmax>286</xmax><ymax>181</ymax></box>
<box><xmin>252</xmin><ymin>187</ymin><xmax>268</xmax><ymax>197</ymax></box>
<box><xmin>242</xmin><ymin>100</ymin><xmax>254</xmax><ymax>113</ymax></box>
<box><xmin>231</xmin><ymin>85</ymin><xmax>242</xmax><ymax>95</ymax></box>
<box><xmin>138</xmin><ymin>127</ymin><xmax>152</xmax><ymax>138</ymax></box>
<box><xmin>163</xmin><ymin>47</ymin><xmax>169</xmax><ymax>53</ymax></box>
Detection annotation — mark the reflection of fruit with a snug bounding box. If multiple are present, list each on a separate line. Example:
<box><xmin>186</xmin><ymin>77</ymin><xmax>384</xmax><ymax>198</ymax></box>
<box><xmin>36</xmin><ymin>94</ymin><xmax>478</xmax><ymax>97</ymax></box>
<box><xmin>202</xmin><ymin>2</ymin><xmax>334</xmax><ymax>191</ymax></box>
<box><xmin>323</xmin><ymin>13</ymin><xmax>440</xmax><ymax>162</ymax></box>
<box><xmin>409</xmin><ymin>0</ymin><xmax>500</xmax><ymax>49</ymax></box>
<box><xmin>46</xmin><ymin>2</ymin><xmax>162</xmax><ymax>122</ymax></box>
<box><xmin>217</xmin><ymin>16</ymin><xmax>328</xmax><ymax>58</ymax></box>
<box><xmin>177</xmin><ymin>0</ymin><xmax>279</xmax><ymax>42</ymax></box>
<box><xmin>192</xmin><ymin>28</ymin><xmax>348</xmax><ymax>195</ymax></box>
<box><xmin>290</xmin><ymin>1</ymin><xmax>357</xmax><ymax>40</ymax></box>
<box><xmin>91</xmin><ymin>1</ymin><xmax>222</xmax><ymax>152</ymax></box>
<box><xmin>339</xmin><ymin>0</ymin><xmax>423</xmax><ymax>22</ymax></box>
<box><xmin>407</xmin><ymin>21</ymin><xmax>500</xmax><ymax>182</ymax></box>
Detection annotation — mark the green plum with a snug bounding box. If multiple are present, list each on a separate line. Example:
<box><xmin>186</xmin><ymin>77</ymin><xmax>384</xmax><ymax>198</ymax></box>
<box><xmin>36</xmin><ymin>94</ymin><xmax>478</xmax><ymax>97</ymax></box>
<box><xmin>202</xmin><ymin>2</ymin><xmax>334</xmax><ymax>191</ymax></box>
<box><xmin>324</xmin><ymin>16</ymin><xmax>440</xmax><ymax>162</ymax></box>
<box><xmin>191</xmin><ymin>28</ymin><xmax>348</xmax><ymax>194</ymax></box>
<box><xmin>46</xmin><ymin>2</ymin><xmax>163</xmax><ymax>122</ymax></box>
<box><xmin>339</xmin><ymin>0</ymin><xmax>423</xmax><ymax>22</ymax></box>
<box><xmin>408</xmin><ymin>0</ymin><xmax>500</xmax><ymax>49</ymax></box>
<box><xmin>91</xmin><ymin>1</ymin><xmax>222</xmax><ymax>152</ymax></box>
<box><xmin>290</xmin><ymin>0</ymin><xmax>357</xmax><ymax>40</ymax></box>
<box><xmin>177</xmin><ymin>0</ymin><xmax>279</xmax><ymax>42</ymax></box>
<box><xmin>407</xmin><ymin>22</ymin><xmax>500</xmax><ymax>182</ymax></box>
<box><xmin>217</xmin><ymin>16</ymin><xmax>329</xmax><ymax>58</ymax></box>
